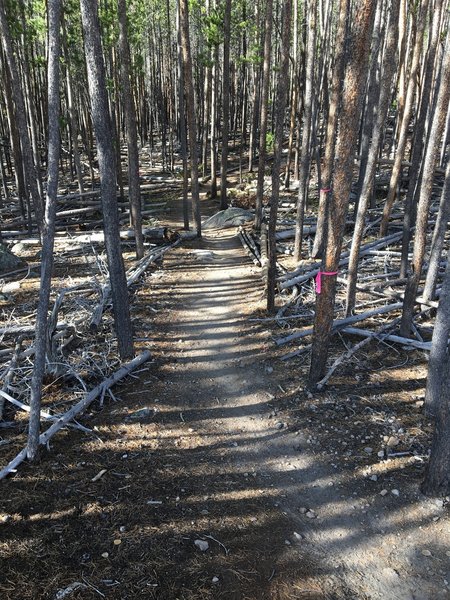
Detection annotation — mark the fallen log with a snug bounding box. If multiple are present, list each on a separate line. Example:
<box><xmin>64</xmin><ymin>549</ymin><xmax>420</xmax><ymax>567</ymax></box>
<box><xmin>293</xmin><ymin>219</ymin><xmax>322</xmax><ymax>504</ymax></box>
<box><xmin>90</xmin><ymin>239</ymin><xmax>180</xmax><ymax>330</ymax></box>
<box><xmin>0</xmin><ymin>350</ymin><xmax>152</xmax><ymax>481</ymax></box>
<box><xmin>275</xmin><ymin>302</ymin><xmax>403</xmax><ymax>346</ymax></box>
<box><xmin>340</xmin><ymin>327</ymin><xmax>431</xmax><ymax>350</ymax></box>
<box><xmin>278</xmin><ymin>232</ymin><xmax>403</xmax><ymax>290</ymax></box>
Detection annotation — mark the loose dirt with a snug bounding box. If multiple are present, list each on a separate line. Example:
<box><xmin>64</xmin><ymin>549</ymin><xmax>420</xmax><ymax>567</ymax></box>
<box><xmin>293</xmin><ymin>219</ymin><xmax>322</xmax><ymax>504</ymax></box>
<box><xmin>0</xmin><ymin>196</ymin><xmax>449</xmax><ymax>599</ymax></box>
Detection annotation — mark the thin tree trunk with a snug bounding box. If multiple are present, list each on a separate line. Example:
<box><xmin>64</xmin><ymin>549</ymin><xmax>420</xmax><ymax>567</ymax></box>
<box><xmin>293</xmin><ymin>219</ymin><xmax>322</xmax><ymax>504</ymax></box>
<box><xmin>176</xmin><ymin>0</ymin><xmax>189</xmax><ymax>229</ymax></box>
<box><xmin>219</xmin><ymin>0</ymin><xmax>232</xmax><ymax>209</ymax></box>
<box><xmin>26</xmin><ymin>0</ymin><xmax>61</xmax><ymax>462</ymax></box>
<box><xmin>255</xmin><ymin>0</ymin><xmax>273</xmax><ymax>231</ymax></box>
<box><xmin>266</xmin><ymin>0</ymin><xmax>292</xmax><ymax>312</ymax></box>
<box><xmin>399</xmin><ymin>0</ymin><xmax>445</xmax><ymax>278</ymax></box>
<box><xmin>0</xmin><ymin>1</ymin><xmax>43</xmax><ymax>231</ymax></box>
<box><xmin>118</xmin><ymin>0</ymin><xmax>144</xmax><ymax>259</ymax></box>
<box><xmin>399</xmin><ymin>32</ymin><xmax>450</xmax><ymax>337</ymax></box>
<box><xmin>179</xmin><ymin>0</ymin><xmax>201</xmax><ymax>235</ymax></box>
<box><xmin>422</xmin><ymin>159</ymin><xmax>450</xmax><ymax>302</ymax></box>
<box><xmin>345</xmin><ymin>0</ymin><xmax>401</xmax><ymax>316</ymax></box>
<box><xmin>311</xmin><ymin>0</ymin><xmax>349</xmax><ymax>258</ymax></box>
<box><xmin>293</xmin><ymin>0</ymin><xmax>317</xmax><ymax>262</ymax></box>
<box><xmin>379</xmin><ymin>0</ymin><xmax>430</xmax><ymax>237</ymax></box>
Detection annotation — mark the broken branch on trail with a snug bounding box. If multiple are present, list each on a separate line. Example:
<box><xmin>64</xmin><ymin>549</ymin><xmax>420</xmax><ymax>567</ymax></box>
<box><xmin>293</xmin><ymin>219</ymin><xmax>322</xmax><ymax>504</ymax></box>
<box><xmin>0</xmin><ymin>350</ymin><xmax>152</xmax><ymax>481</ymax></box>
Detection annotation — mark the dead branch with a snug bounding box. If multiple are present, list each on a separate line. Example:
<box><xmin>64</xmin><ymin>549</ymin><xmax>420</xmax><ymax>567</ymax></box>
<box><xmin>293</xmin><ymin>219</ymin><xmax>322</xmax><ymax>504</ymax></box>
<box><xmin>275</xmin><ymin>302</ymin><xmax>403</xmax><ymax>346</ymax></box>
<box><xmin>0</xmin><ymin>350</ymin><xmax>152</xmax><ymax>481</ymax></box>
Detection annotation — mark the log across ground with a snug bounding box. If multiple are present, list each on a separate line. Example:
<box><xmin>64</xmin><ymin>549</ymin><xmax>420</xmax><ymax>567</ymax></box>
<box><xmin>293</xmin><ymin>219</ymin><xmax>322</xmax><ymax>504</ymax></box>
<box><xmin>0</xmin><ymin>196</ymin><xmax>448</xmax><ymax>599</ymax></box>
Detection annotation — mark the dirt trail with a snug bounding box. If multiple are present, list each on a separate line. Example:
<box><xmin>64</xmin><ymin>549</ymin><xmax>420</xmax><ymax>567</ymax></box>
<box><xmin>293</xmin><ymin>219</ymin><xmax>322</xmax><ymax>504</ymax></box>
<box><xmin>0</xmin><ymin>203</ymin><xmax>448</xmax><ymax>600</ymax></box>
<box><xmin>143</xmin><ymin>217</ymin><xmax>449</xmax><ymax>599</ymax></box>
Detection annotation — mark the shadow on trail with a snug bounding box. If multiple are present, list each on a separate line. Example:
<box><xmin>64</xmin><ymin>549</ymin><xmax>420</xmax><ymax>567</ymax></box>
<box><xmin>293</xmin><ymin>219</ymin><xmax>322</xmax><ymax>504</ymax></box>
<box><xmin>0</xmin><ymin>230</ymin><xmax>445</xmax><ymax>600</ymax></box>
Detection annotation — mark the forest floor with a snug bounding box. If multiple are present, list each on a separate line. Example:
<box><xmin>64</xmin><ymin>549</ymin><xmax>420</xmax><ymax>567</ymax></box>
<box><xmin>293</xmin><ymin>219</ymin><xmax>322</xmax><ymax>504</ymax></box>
<box><xmin>1</xmin><ymin>190</ymin><xmax>449</xmax><ymax>599</ymax></box>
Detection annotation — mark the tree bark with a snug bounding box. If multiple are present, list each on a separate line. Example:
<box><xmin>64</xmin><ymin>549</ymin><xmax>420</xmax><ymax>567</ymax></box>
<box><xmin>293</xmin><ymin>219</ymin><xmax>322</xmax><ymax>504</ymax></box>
<box><xmin>178</xmin><ymin>0</ymin><xmax>201</xmax><ymax>235</ymax></box>
<box><xmin>0</xmin><ymin>1</ymin><xmax>43</xmax><ymax>231</ymax></box>
<box><xmin>345</xmin><ymin>0</ymin><xmax>401</xmax><ymax>315</ymax></box>
<box><xmin>219</xmin><ymin>0</ymin><xmax>232</xmax><ymax>209</ymax></box>
<box><xmin>266</xmin><ymin>0</ymin><xmax>292</xmax><ymax>312</ymax></box>
<box><xmin>422</xmin><ymin>241</ymin><xmax>450</xmax><ymax>495</ymax></box>
<box><xmin>118</xmin><ymin>0</ymin><xmax>144</xmax><ymax>260</ymax></box>
<box><xmin>379</xmin><ymin>0</ymin><xmax>430</xmax><ymax>237</ymax></box>
<box><xmin>255</xmin><ymin>0</ymin><xmax>274</xmax><ymax>231</ymax></box>
<box><xmin>311</xmin><ymin>0</ymin><xmax>349</xmax><ymax>258</ymax></box>
<box><xmin>399</xmin><ymin>31</ymin><xmax>450</xmax><ymax>337</ymax></box>
<box><xmin>26</xmin><ymin>0</ymin><xmax>62</xmax><ymax>462</ymax></box>
<box><xmin>293</xmin><ymin>0</ymin><xmax>317</xmax><ymax>262</ymax></box>
<box><xmin>309</xmin><ymin>0</ymin><xmax>376</xmax><ymax>387</ymax></box>
<box><xmin>80</xmin><ymin>0</ymin><xmax>134</xmax><ymax>360</ymax></box>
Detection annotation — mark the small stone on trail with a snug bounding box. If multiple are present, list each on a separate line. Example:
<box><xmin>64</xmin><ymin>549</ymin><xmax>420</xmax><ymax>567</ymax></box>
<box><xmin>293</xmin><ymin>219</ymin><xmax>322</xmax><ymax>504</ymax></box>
<box><xmin>364</xmin><ymin>447</ymin><xmax>373</xmax><ymax>454</ymax></box>
<box><xmin>387</xmin><ymin>436</ymin><xmax>400</xmax><ymax>447</ymax></box>
<box><xmin>113</xmin><ymin>539</ymin><xmax>122</xmax><ymax>546</ymax></box>
<box><xmin>380</xmin><ymin>489</ymin><xmax>388</xmax><ymax>496</ymax></box>
<box><xmin>293</xmin><ymin>532</ymin><xmax>303</xmax><ymax>541</ymax></box>
<box><xmin>275</xmin><ymin>421</ymin><xmax>284</xmax><ymax>430</ymax></box>
<box><xmin>370</xmin><ymin>475</ymin><xmax>378</xmax><ymax>482</ymax></box>
<box><xmin>101</xmin><ymin>552</ymin><xmax>109</xmax><ymax>558</ymax></box>
<box><xmin>391</xmin><ymin>489</ymin><xmax>400</xmax><ymax>497</ymax></box>
<box><xmin>265</xmin><ymin>366</ymin><xmax>274</xmax><ymax>374</ymax></box>
<box><xmin>299</xmin><ymin>507</ymin><xmax>307</xmax><ymax>514</ymax></box>
<box><xmin>285</xmin><ymin>540</ymin><xmax>291</xmax><ymax>545</ymax></box>
<box><xmin>125</xmin><ymin>407</ymin><xmax>154</xmax><ymax>421</ymax></box>
<box><xmin>306</xmin><ymin>510</ymin><xmax>317</xmax><ymax>519</ymax></box>
<box><xmin>377</xmin><ymin>450</ymin><xmax>385</xmax><ymax>458</ymax></box>
<box><xmin>212</xmin><ymin>577</ymin><xmax>219</xmax><ymax>584</ymax></box>
<box><xmin>194</xmin><ymin>539</ymin><xmax>209</xmax><ymax>552</ymax></box>
<box><xmin>119</xmin><ymin>526</ymin><xmax>126</xmax><ymax>533</ymax></box>
<box><xmin>421</xmin><ymin>549</ymin><xmax>432</xmax><ymax>557</ymax></box>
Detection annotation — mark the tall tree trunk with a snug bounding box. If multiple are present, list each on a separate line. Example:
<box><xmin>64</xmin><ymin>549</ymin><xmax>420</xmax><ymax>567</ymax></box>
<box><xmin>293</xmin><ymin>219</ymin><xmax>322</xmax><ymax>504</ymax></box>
<box><xmin>0</xmin><ymin>1</ymin><xmax>43</xmax><ymax>231</ymax></box>
<box><xmin>179</xmin><ymin>0</ymin><xmax>201</xmax><ymax>235</ymax></box>
<box><xmin>176</xmin><ymin>0</ymin><xmax>189</xmax><ymax>229</ymax></box>
<box><xmin>309</xmin><ymin>0</ymin><xmax>376</xmax><ymax>387</ymax></box>
<box><xmin>422</xmin><ymin>241</ymin><xmax>450</xmax><ymax>496</ymax></box>
<box><xmin>255</xmin><ymin>0</ymin><xmax>273</xmax><ymax>231</ymax></box>
<box><xmin>311</xmin><ymin>0</ymin><xmax>349</xmax><ymax>258</ymax></box>
<box><xmin>210</xmin><ymin>46</ymin><xmax>219</xmax><ymax>199</ymax></box>
<box><xmin>379</xmin><ymin>0</ymin><xmax>430</xmax><ymax>237</ymax></box>
<box><xmin>345</xmin><ymin>0</ymin><xmax>401</xmax><ymax>316</ymax></box>
<box><xmin>266</xmin><ymin>0</ymin><xmax>292</xmax><ymax>312</ymax></box>
<box><xmin>118</xmin><ymin>0</ymin><xmax>144</xmax><ymax>259</ymax></box>
<box><xmin>399</xmin><ymin>31</ymin><xmax>450</xmax><ymax>337</ymax></box>
<box><xmin>219</xmin><ymin>0</ymin><xmax>232</xmax><ymax>209</ymax></box>
<box><xmin>293</xmin><ymin>0</ymin><xmax>317</xmax><ymax>262</ymax></box>
<box><xmin>26</xmin><ymin>0</ymin><xmax>62</xmax><ymax>462</ymax></box>
<box><xmin>80</xmin><ymin>0</ymin><xmax>134</xmax><ymax>359</ymax></box>
<box><xmin>399</xmin><ymin>0</ymin><xmax>445</xmax><ymax>278</ymax></box>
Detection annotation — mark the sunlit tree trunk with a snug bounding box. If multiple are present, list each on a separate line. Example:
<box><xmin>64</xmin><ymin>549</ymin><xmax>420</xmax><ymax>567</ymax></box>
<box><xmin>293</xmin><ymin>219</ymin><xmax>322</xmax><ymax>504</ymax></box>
<box><xmin>309</xmin><ymin>0</ymin><xmax>376</xmax><ymax>387</ymax></box>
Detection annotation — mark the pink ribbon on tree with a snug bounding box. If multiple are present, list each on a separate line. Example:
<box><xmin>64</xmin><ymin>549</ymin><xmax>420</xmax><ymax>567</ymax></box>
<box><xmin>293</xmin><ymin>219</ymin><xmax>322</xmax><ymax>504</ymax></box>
<box><xmin>315</xmin><ymin>270</ymin><xmax>338</xmax><ymax>294</ymax></box>
<box><xmin>320</xmin><ymin>188</ymin><xmax>331</xmax><ymax>193</ymax></box>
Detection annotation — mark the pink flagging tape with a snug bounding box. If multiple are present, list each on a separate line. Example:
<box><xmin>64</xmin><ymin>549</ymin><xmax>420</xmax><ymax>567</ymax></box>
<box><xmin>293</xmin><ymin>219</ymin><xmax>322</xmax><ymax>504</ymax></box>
<box><xmin>315</xmin><ymin>270</ymin><xmax>338</xmax><ymax>294</ymax></box>
<box><xmin>320</xmin><ymin>188</ymin><xmax>331</xmax><ymax>193</ymax></box>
